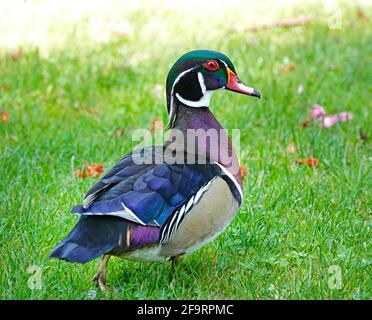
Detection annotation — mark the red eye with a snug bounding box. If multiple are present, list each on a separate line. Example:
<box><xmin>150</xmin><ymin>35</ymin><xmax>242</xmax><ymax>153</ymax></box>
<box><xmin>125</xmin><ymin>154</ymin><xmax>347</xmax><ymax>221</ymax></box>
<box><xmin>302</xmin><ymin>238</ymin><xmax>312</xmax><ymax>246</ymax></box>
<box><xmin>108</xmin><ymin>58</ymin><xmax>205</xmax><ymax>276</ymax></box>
<box><xmin>204</xmin><ymin>60</ymin><xmax>219</xmax><ymax>71</ymax></box>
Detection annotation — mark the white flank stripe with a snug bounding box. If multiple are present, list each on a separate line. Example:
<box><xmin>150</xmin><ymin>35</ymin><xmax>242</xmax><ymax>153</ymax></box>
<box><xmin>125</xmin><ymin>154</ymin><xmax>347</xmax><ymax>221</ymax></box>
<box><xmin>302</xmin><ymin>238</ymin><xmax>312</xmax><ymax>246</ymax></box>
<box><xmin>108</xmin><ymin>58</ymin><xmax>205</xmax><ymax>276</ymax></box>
<box><xmin>168</xmin><ymin>208</ymin><xmax>179</xmax><ymax>229</ymax></box>
<box><xmin>160</xmin><ymin>179</ymin><xmax>216</xmax><ymax>244</ymax></box>
<box><xmin>166</xmin><ymin>212</ymin><xmax>177</xmax><ymax>240</ymax></box>
<box><xmin>194</xmin><ymin>187</ymin><xmax>204</xmax><ymax>203</ymax></box>
<box><xmin>160</xmin><ymin>221</ymin><xmax>170</xmax><ymax>242</ymax></box>
<box><xmin>175</xmin><ymin>205</ymin><xmax>186</xmax><ymax>230</ymax></box>
<box><xmin>185</xmin><ymin>196</ymin><xmax>194</xmax><ymax>212</ymax></box>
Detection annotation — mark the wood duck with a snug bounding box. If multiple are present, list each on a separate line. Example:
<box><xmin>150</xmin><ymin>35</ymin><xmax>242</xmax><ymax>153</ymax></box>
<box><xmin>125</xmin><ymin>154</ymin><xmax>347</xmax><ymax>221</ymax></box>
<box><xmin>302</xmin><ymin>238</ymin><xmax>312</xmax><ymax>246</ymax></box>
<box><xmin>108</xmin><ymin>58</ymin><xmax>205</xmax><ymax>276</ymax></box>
<box><xmin>50</xmin><ymin>50</ymin><xmax>260</xmax><ymax>288</ymax></box>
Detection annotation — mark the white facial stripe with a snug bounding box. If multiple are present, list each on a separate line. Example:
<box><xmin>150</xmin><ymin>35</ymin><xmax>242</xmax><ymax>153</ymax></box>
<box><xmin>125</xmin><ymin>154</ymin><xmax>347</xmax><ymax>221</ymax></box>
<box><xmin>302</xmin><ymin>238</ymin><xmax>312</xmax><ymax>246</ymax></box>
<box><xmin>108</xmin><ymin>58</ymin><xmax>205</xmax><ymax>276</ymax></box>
<box><xmin>219</xmin><ymin>59</ymin><xmax>229</xmax><ymax>68</ymax></box>
<box><xmin>170</xmin><ymin>67</ymin><xmax>214</xmax><ymax>119</ymax></box>
<box><xmin>174</xmin><ymin>71</ymin><xmax>212</xmax><ymax>108</ymax></box>
<box><xmin>185</xmin><ymin>196</ymin><xmax>194</xmax><ymax>212</ymax></box>
<box><xmin>197</xmin><ymin>72</ymin><xmax>206</xmax><ymax>94</ymax></box>
<box><xmin>169</xmin><ymin>59</ymin><xmax>229</xmax><ymax>123</ymax></box>
<box><xmin>168</xmin><ymin>67</ymin><xmax>197</xmax><ymax>127</ymax></box>
<box><xmin>171</xmin><ymin>67</ymin><xmax>196</xmax><ymax>92</ymax></box>
<box><xmin>175</xmin><ymin>205</ymin><xmax>186</xmax><ymax>228</ymax></box>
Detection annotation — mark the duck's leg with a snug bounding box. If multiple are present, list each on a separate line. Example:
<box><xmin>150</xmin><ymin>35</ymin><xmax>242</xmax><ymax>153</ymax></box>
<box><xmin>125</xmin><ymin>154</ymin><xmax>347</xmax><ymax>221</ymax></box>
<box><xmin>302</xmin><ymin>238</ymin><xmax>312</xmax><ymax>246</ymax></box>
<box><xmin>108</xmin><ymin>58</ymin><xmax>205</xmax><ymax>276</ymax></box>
<box><xmin>93</xmin><ymin>254</ymin><xmax>111</xmax><ymax>290</ymax></box>
<box><xmin>170</xmin><ymin>255</ymin><xmax>181</xmax><ymax>276</ymax></box>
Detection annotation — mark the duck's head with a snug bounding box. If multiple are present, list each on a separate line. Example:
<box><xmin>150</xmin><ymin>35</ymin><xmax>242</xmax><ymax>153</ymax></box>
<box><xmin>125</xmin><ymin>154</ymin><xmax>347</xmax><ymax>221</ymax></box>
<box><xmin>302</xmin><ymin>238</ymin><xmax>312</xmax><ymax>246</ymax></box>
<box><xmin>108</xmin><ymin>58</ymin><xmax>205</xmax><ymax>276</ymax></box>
<box><xmin>166</xmin><ymin>50</ymin><xmax>260</xmax><ymax>126</ymax></box>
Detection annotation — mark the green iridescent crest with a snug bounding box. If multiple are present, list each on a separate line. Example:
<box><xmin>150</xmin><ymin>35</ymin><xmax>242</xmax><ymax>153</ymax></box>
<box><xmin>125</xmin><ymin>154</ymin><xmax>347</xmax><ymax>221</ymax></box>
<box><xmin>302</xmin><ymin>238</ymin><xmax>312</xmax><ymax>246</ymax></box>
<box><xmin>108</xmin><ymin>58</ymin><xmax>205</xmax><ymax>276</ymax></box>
<box><xmin>166</xmin><ymin>50</ymin><xmax>236</xmax><ymax>112</ymax></box>
<box><xmin>166</xmin><ymin>50</ymin><xmax>235</xmax><ymax>91</ymax></box>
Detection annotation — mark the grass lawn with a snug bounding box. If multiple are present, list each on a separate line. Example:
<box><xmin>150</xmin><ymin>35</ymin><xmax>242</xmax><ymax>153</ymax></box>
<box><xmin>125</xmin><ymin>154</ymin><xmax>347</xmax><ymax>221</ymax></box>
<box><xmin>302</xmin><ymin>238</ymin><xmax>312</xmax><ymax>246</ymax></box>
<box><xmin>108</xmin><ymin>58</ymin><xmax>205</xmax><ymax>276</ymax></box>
<box><xmin>0</xmin><ymin>1</ymin><xmax>371</xmax><ymax>299</ymax></box>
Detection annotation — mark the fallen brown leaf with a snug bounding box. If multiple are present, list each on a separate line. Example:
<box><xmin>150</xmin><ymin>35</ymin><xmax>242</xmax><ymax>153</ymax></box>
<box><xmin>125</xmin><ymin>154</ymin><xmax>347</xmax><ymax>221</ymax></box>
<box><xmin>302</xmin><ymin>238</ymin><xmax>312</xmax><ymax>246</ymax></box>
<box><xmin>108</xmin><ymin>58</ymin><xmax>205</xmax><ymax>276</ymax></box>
<box><xmin>0</xmin><ymin>110</ymin><xmax>9</xmax><ymax>123</ymax></box>
<box><xmin>2</xmin><ymin>84</ymin><xmax>10</xmax><ymax>92</ymax></box>
<box><xmin>301</xmin><ymin>119</ymin><xmax>311</xmax><ymax>128</ymax></box>
<box><xmin>286</xmin><ymin>142</ymin><xmax>297</xmax><ymax>155</ymax></box>
<box><xmin>84</xmin><ymin>108</ymin><xmax>100</xmax><ymax>116</ymax></box>
<box><xmin>8</xmin><ymin>135</ymin><xmax>18</xmax><ymax>142</ymax></box>
<box><xmin>10</xmin><ymin>48</ymin><xmax>22</xmax><ymax>61</ymax></box>
<box><xmin>246</xmin><ymin>16</ymin><xmax>313</xmax><ymax>32</ymax></box>
<box><xmin>74</xmin><ymin>168</ymin><xmax>88</xmax><ymax>179</ymax></box>
<box><xmin>75</xmin><ymin>162</ymin><xmax>105</xmax><ymax>179</ymax></box>
<box><xmin>356</xmin><ymin>10</ymin><xmax>368</xmax><ymax>21</ymax></box>
<box><xmin>110</xmin><ymin>20</ymin><xmax>132</xmax><ymax>38</ymax></box>
<box><xmin>114</xmin><ymin>128</ymin><xmax>125</xmax><ymax>137</ymax></box>
<box><xmin>240</xmin><ymin>166</ymin><xmax>248</xmax><ymax>181</ymax></box>
<box><xmin>296</xmin><ymin>157</ymin><xmax>319</xmax><ymax>168</ymax></box>
<box><xmin>101</xmin><ymin>66</ymin><xmax>110</xmax><ymax>75</ymax></box>
<box><xmin>150</xmin><ymin>119</ymin><xmax>164</xmax><ymax>134</ymax></box>
<box><xmin>296</xmin><ymin>159</ymin><xmax>304</xmax><ymax>165</ymax></box>
<box><xmin>87</xmin><ymin>163</ymin><xmax>105</xmax><ymax>178</ymax></box>
<box><xmin>359</xmin><ymin>128</ymin><xmax>367</xmax><ymax>141</ymax></box>
<box><xmin>280</xmin><ymin>64</ymin><xmax>296</xmax><ymax>74</ymax></box>
<box><xmin>306</xmin><ymin>158</ymin><xmax>319</xmax><ymax>167</ymax></box>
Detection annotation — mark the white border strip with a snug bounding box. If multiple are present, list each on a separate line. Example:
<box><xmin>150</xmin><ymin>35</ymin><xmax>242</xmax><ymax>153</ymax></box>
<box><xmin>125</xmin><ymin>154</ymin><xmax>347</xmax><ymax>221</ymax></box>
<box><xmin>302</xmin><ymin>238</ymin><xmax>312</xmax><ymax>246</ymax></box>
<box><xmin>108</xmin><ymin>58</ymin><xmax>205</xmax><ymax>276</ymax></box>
<box><xmin>214</xmin><ymin>162</ymin><xmax>243</xmax><ymax>201</ymax></box>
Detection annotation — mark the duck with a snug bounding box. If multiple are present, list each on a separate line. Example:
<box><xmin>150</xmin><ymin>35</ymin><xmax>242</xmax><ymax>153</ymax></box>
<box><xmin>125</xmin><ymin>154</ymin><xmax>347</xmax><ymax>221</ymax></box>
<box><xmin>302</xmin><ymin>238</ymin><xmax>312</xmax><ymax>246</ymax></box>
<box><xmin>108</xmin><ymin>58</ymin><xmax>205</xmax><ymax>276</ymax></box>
<box><xmin>50</xmin><ymin>50</ymin><xmax>260</xmax><ymax>289</ymax></box>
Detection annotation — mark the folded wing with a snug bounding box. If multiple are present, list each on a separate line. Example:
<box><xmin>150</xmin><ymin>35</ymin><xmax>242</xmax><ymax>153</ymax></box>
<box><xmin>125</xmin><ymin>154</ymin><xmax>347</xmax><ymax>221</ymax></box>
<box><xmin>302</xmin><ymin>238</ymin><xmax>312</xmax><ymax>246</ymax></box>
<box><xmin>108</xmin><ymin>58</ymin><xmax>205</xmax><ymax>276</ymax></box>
<box><xmin>71</xmin><ymin>146</ymin><xmax>222</xmax><ymax>227</ymax></box>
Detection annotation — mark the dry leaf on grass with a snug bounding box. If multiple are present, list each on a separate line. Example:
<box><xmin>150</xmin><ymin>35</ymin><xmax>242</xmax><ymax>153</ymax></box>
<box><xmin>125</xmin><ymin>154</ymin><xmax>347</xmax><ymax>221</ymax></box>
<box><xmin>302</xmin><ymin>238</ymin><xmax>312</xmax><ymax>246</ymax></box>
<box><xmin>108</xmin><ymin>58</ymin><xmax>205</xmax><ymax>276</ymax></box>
<box><xmin>356</xmin><ymin>10</ymin><xmax>368</xmax><ymax>21</ymax></box>
<box><xmin>73</xmin><ymin>103</ymin><xmax>100</xmax><ymax>116</ymax></box>
<box><xmin>83</xmin><ymin>108</ymin><xmax>101</xmax><ymax>116</ymax></box>
<box><xmin>301</xmin><ymin>119</ymin><xmax>311</xmax><ymax>128</ymax></box>
<box><xmin>246</xmin><ymin>16</ymin><xmax>313</xmax><ymax>32</ymax></box>
<box><xmin>240</xmin><ymin>166</ymin><xmax>248</xmax><ymax>181</ymax></box>
<box><xmin>109</xmin><ymin>20</ymin><xmax>132</xmax><ymax>38</ymax></box>
<box><xmin>75</xmin><ymin>162</ymin><xmax>105</xmax><ymax>179</ymax></box>
<box><xmin>114</xmin><ymin>128</ymin><xmax>125</xmax><ymax>138</ymax></box>
<box><xmin>279</xmin><ymin>64</ymin><xmax>296</xmax><ymax>74</ymax></box>
<box><xmin>0</xmin><ymin>110</ymin><xmax>9</xmax><ymax>123</ymax></box>
<box><xmin>150</xmin><ymin>119</ymin><xmax>164</xmax><ymax>135</ymax></box>
<box><xmin>101</xmin><ymin>66</ymin><xmax>110</xmax><ymax>75</ymax></box>
<box><xmin>8</xmin><ymin>135</ymin><xmax>18</xmax><ymax>141</ymax></box>
<box><xmin>10</xmin><ymin>48</ymin><xmax>23</xmax><ymax>61</ymax></box>
<box><xmin>2</xmin><ymin>84</ymin><xmax>10</xmax><ymax>92</ymax></box>
<box><xmin>286</xmin><ymin>142</ymin><xmax>297</xmax><ymax>155</ymax></box>
<box><xmin>296</xmin><ymin>158</ymin><xmax>320</xmax><ymax>168</ymax></box>
<box><xmin>359</xmin><ymin>129</ymin><xmax>368</xmax><ymax>141</ymax></box>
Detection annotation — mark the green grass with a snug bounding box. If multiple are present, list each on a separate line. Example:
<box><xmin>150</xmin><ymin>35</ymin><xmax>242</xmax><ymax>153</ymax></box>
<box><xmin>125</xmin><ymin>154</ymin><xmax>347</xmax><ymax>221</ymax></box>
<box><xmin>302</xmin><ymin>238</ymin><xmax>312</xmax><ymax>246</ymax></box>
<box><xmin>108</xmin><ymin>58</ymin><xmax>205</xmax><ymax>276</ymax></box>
<box><xmin>0</xmin><ymin>3</ymin><xmax>371</xmax><ymax>299</ymax></box>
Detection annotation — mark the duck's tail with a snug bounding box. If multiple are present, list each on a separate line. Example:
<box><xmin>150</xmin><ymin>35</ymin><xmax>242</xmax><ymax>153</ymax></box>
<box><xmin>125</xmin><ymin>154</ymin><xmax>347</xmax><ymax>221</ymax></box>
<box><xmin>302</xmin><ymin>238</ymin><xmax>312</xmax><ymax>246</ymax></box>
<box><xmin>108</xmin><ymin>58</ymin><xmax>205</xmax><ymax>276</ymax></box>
<box><xmin>49</xmin><ymin>215</ymin><xmax>129</xmax><ymax>263</ymax></box>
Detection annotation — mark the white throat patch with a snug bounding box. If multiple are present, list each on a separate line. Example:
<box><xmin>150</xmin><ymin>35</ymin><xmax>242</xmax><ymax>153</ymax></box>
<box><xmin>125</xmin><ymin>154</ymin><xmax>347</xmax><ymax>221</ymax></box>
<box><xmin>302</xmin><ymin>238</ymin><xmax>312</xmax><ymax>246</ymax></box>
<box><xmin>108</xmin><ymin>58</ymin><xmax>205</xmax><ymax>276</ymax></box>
<box><xmin>175</xmin><ymin>91</ymin><xmax>212</xmax><ymax>108</ymax></box>
<box><xmin>168</xmin><ymin>69</ymin><xmax>213</xmax><ymax>127</ymax></box>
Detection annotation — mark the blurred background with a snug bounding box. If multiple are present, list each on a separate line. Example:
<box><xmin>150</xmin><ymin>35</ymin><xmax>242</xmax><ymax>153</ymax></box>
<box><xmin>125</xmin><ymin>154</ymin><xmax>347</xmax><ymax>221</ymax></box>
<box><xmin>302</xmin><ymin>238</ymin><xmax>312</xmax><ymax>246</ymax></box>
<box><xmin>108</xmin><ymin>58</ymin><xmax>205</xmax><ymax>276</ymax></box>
<box><xmin>1</xmin><ymin>0</ymin><xmax>370</xmax><ymax>53</ymax></box>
